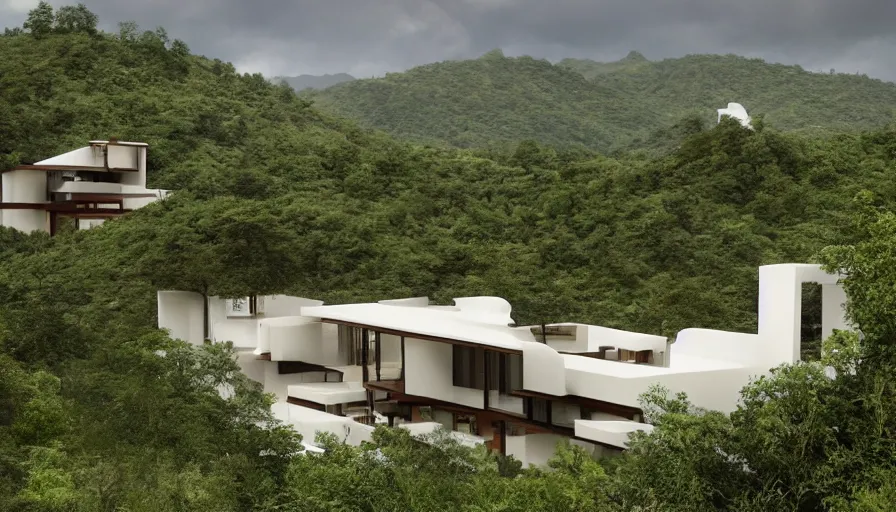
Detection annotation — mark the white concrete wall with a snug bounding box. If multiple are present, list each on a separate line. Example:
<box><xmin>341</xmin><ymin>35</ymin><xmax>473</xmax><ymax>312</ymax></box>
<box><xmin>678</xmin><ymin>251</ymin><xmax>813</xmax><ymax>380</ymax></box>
<box><xmin>379</xmin><ymin>333</ymin><xmax>402</xmax><ymax>364</ymax></box>
<box><xmin>262</xmin><ymin>364</ymin><xmax>328</xmax><ymax>402</ymax></box>
<box><xmin>123</xmin><ymin>195</ymin><xmax>162</xmax><ymax>209</ymax></box>
<box><xmin>453</xmin><ymin>297</ymin><xmax>515</xmax><ymax>325</ymax></box>
<box><xmin>157</xmin><ymin>291</ymin><xmax>205</xmax><ymax>345</ymax></box>
<box><xmin>672</xmin><ymin>329</ymin><xmax>764</xmax><ymax>367</ymax></box>
<box><xmin>575</xmin><ymin>420</ymin><xmax>653</xmax><ymax>448</ymax></box>
<box><xmin>273</xmin><ymin>402</ymin><xmax>370</xmax><ymax>446</ymax></box>
<box><xmin>522</xmin><ymin>342</ymin><xmax>567</xmax><ymax>396</ymax></box>
<box><xmin>563</xmin><ymin>360</ymin><xmax>756</xmax><ymax>414</ymax></box>
<box><xmin>236</xmin><ymin>351</ymin><xmax>267</xmax><ymax>384</ymax></box>
<box><xmin>265</xmin><ymin>296</ymin><xmax>324</xmax><ymax>317</ymax></box>
<box><xmin>106</xmin><ymin>144</ymin><xmax>139</xmax><ymax>172</ymax></box>
<box><xmin>2</xmin><ymin>209</ymin><xmax>46</xmax><ymax>233</ymax></box>
<box><xmin>38</xmin><ymin>147</ymin><xmax>102</xmax><ymax>167</ymax></box>
<box><xmin>821</xmin><ymin>284</ymin><xmax>849</xmax><ymax>341</ymax></box>
<box><xmin>212</xmin><ymin>319</ymin><xmax>258</xmax><ymax>349</ymax></box>
<box><xmin>506</xmin><ymin>433</ymin><xmax>567</xmax><ymax>467</ymax></box>
<box><xmin>268</xmin><ymin>321</ymin><xmax>342</xmax><ymax>366</ymax></box>
<box><xmin>207</xmin><ymin>297</ymin><xmax>228</xmax><ymax>341</ymax></box>
<box><xmin>758</xmin><ymin>264</ymin><xmax>845</xmax><ymax>365</ymax></box>
<box><xmin>259</xmin><ymin>316</ymin><xmax>312</xmax><ymax>355</ymax></box>
<box><xmin>1</xmin><ymin>170</ymin><xmax>48</xmax><ymax>233</ymax></box>
<box><xmin>2</xmin><ymin>170</ymin><xmax>47</xmax><ymax>203</ymax></box>
<box><xmin>404</xmin><ymin>337</ymin><xmax>484</xmax><ymax>409</ymax></box>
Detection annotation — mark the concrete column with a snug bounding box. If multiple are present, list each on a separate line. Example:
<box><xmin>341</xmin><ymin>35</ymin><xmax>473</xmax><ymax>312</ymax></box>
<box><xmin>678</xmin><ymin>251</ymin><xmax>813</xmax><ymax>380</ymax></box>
<box><xmin>821</xmin><ymin>284</ymin><xmax>850</xmax><ymax>342</ymax></box>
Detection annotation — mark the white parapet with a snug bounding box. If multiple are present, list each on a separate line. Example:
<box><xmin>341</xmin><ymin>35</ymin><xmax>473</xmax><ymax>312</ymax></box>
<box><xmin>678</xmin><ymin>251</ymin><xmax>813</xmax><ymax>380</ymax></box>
<box><xmin>287</xmin><ymin>381</ymin><xmax>367</xmax><ymax>406</ymax></box>
<box><xmin>574</xmin><ymin>420</ymin><xmax>654</xmax><ymax>449</ymax></box>
<box><xmin>157</xmin><ymin>290</ymin><xmax>205</xmax><ymax>345</ymax></box>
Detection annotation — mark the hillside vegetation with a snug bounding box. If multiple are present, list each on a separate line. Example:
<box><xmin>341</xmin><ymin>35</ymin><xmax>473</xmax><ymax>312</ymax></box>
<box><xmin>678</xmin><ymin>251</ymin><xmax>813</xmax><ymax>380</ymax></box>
<box><xmin>4</xmin><ymin>4</ymin><xmax>896</xmax><ymax>510</ymax></box>
<box><xmin>309</xmin><ymin>50</ymin><xmax>896</xmax><ymax>152</ymax></box>
<box><xmin>561</xmin><ymin>53</ymin><xmax>896</xmax><ymax>133</ymax></box>
<box><xmin>307</xmin><ymin>49</ymin><xmax>660</xmax><ymax>152</ymax></box>
<box><xmin>274</xmin><ymin>73</ymin><xmax>355</xmax><ymax>91</ymax></box>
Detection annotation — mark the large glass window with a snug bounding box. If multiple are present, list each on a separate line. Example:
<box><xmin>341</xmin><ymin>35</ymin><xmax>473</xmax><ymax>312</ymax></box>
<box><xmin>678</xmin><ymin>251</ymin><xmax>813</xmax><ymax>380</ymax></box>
<box><xmin>487</xmin><ymin>352</ymin><xmax>525</xmax><ymax>415</ymax></box>
<box><xmin>452</xmin><ymin>345</ymin><xmax>485</xmax><ymax>389</ymax></box>
<box><xmin>337</xmin><ymin>325</ymin><xmax>364</xmax><ymax>365</ymax></box>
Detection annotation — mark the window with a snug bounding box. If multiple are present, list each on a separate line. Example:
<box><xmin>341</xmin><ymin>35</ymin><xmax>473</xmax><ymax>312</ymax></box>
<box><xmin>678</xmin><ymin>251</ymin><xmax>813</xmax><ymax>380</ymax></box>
<box><xmin>338</xmin><ymin>325</ymin><xmax>365</xmax><ymax>365</ymax></box>
<box><xmin>501</xmin><ymin>353</ymin><xmax>523</xmax><ymax>392</ymax></box>
<box><xmin>528</xmin><ymin>398</ymin><xmax>549</xmax><ymax>423</ymax></box>
<box><xmin>486</xmin><ymin>352</ymin><xmax>520</xmax><ymax>392</ymax></box>
<box><xmin>225</xmin><ymin>295</ymin><xmax>264</xmax><ymax>317</ymax></box>
<box><xmin>551</xmin><ymin>401</ymin><xmax>581</xmax><ymax>427</ymax></box>
<box><xmin>452</xmin><ymin>345</ymin><xmax>485</xmax><ymax>389</ymax></box>
<box><xmin>454</xmin><ymin>413</ymin><xmax>478</xmax><ymax>435</ymax></box>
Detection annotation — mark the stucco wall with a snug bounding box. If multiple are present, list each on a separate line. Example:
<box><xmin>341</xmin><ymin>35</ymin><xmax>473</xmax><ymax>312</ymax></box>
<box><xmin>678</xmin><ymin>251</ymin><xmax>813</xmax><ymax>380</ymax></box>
<box><xmin>404</xmin><ymin>337</ymin><xmax>484</xmax><ymax>409</ymax></box>
<box><xmin>157</xmin><ymin>290</ymin><xmax>205</xmax><ymax>345</ymax></box>
<box><xmin>506</xmin><ymin>433</ymin><xmax>568</xmax><ymax>467</ymax></box>
<box><xmin>1</xmin><ymin>170</ymin><xmax>48</xmax><ymax>233</ymax></box>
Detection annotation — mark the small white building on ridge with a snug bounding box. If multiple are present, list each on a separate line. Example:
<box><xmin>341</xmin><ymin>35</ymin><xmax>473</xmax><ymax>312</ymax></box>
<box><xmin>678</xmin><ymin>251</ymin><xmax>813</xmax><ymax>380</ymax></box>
<box><xmin>718</xmin><ymin>102</ymin><xmax>752</xmax><ymax>129</ymax></box>
<box><xmin>159</xmin><ymin>263</ymin><xmax>851</xmax><ymax>465</ymax></box>
<box><xmin>0</xmin><ymin>139</ymin><xmax>168</xmax><ymax>234</ymax></box>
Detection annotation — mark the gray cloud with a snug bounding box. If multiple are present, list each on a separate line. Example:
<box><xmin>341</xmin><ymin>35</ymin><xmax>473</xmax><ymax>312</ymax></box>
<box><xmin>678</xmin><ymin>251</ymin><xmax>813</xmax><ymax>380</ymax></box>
<box><xmin>2</xmin><ymin>0</ymin><xmax>895</xmax><ymax>80</ymax></box>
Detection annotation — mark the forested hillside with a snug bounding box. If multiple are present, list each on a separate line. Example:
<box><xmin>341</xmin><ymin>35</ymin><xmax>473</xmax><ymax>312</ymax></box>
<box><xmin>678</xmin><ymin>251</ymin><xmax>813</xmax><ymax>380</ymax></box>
<box><xmin>309</xmin><ymin>49</ymin><xmax>896</xmax><ymax>151</ymax></box>
<box><xmin>307</xmin><ymin>49</ymin><xmax>660</xmax><ymax>152</ymax></box>
<box><xmin>4</xmin><ymin>3</ymin><xmax>896</xmax><ymax>510</ymax></box>
<box><xmin>561</xmin><ymin>53</ymin><xmax>896</xmax><ymax>133</ymax></box>
<box><xmin>274</xmin><ymin>73</ymin><xmax>355</xmax><ymax>91</ymax></box>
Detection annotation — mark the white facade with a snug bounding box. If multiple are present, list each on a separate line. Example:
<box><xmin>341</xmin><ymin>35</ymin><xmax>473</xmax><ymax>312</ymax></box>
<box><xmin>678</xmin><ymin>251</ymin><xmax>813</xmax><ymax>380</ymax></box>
<box><xmin>157</xmin><ymin>263</ymin><xmax>852</xmax><ymax>466</ymax></box>
<box><xmin>0</xmin><ymin>139</ymin><xmax>168</xmax><ymax>234</ymax></box>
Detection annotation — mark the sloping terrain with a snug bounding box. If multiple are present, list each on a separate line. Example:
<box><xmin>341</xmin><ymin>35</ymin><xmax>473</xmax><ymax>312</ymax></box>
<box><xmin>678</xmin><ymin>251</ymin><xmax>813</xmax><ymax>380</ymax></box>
<box><xmin>309</xmin><ymin>50</ymin><xmax>896</xmax><ymax>151</ymax></box>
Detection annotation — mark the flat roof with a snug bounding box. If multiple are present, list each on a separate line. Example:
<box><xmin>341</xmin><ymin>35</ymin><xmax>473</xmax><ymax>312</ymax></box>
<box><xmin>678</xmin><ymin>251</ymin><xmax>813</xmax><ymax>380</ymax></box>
<box><xmin>302</xmin><ymin>302</ymin><xmax>533</xmax><ymax>352</ymax></box>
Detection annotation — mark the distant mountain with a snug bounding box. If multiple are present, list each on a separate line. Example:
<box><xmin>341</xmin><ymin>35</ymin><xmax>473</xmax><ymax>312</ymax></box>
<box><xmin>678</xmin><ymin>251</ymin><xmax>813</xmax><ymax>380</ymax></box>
<box><xmin>560</xmin><ymin>53</ymin><xmax>896</xmax><ymax>134</ymax></box>
<box><xmin>558</xmin><ymin>51</ymin><xmax>651</xmax><ymax>78</ymax></box>
<box><xmin>307</xmin><ymin>51</ymin><xmax>659</xmax><ymax>152</ymax></box>
<box><xmin>275</xmin><ymin>73</ymin><xmax>355</xmax><ymax>91</ymax></box>
<box><xmin>308</xmin><ymin>50</ymin><xmax>896</xmax><ymax>152</ymax></box>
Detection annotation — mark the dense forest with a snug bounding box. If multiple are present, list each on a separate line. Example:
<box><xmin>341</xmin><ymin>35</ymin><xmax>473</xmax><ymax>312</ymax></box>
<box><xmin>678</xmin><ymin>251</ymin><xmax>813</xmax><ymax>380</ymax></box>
<box><xmin>3</xmin><ymin>3</ymin><xmax>896</xmax><ymax>510</ymax></box>
<box><xmin>308</xmin><ymin>49</ymin><xmax>896</xmax><ymax>152</ymax></box>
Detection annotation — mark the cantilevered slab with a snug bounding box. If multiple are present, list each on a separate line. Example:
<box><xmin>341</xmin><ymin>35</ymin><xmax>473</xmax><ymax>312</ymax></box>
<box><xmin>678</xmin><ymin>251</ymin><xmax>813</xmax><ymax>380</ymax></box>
<box><xmin>575</xmin><ymin>420</ymin><xmax>653</xmax><ymax>449</ymax></box>
<box><xmin>287</xmin><ymin>382</ymin><xmax>367</xmax><ymax>406</ymax></box>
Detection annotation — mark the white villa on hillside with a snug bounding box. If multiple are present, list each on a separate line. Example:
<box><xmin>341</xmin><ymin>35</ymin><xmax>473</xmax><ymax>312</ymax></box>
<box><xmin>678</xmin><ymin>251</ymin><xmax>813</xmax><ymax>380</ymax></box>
<box><xmin>157</xmin><ymin>264</ymin><xmax>851</xmax><ymax>466</ymax></box>
<box><xmin>0</xmin><ymin>139</ymin><xmax>168</xmax><ymax>234</ymax></box>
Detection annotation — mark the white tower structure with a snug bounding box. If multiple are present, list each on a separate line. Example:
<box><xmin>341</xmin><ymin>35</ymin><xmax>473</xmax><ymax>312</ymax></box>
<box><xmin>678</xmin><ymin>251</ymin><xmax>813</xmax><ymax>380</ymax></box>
<box><xmin>717</xmin><ymin>102</ymin><xmax>752</xmax><ymax>129</ymax></box>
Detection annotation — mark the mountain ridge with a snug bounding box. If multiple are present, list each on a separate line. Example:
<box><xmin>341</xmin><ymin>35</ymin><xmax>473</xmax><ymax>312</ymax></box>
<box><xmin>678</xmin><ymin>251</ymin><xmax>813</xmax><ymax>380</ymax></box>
<box><xmin>275</xmin><ymin>72</ymin><xmax>355</xmax><ymax>91</ymax></box>
<box><xmin>307</xmin><ymin>50</ymin><xmax>896</xmax><ymax>152</ymax></box>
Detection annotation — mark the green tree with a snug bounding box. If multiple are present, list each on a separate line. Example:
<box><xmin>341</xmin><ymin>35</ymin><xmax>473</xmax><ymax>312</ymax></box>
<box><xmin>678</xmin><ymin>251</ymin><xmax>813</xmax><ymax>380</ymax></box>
<box><xmin>23</xmin><ymin>1</ymin><xmax>54</xmax><ymax>38</ymax></box>
<box><xmin>53</xmin><ymin>3</ymin><xmax>98</xmax><ymax>34</ymax></box>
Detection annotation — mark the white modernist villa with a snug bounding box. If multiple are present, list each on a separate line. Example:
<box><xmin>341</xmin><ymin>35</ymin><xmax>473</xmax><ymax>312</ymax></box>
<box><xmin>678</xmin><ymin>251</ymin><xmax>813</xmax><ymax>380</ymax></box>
<box><xmin>0</xmin><ymin>139</ymin><xmax>168</xmax><ymax>234</ymax></box>
<box><xmin>158</xmin><ymin>263</ymin><xmax>851</xmax><ymax>466</ymax></box>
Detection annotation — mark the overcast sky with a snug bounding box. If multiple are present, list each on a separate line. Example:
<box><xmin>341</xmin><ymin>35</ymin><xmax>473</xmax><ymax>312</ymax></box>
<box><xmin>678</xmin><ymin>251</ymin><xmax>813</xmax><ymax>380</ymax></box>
<box><xmin>3</xmin><ymin>0</ymin><xmax>895</xmax><ymax>81</ymax></box>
